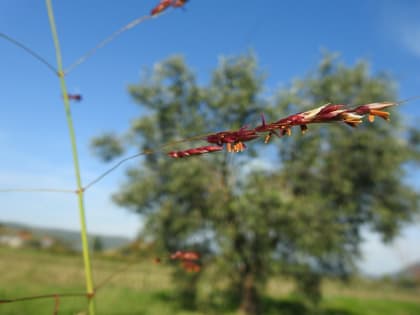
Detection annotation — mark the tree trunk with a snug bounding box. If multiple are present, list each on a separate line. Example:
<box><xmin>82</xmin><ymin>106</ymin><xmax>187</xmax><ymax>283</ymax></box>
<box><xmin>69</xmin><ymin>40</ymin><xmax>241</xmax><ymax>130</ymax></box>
<box><xmin>240</xmin><ymin>272</ymin><xmax>260</xmax><ymax>315</ymax></box>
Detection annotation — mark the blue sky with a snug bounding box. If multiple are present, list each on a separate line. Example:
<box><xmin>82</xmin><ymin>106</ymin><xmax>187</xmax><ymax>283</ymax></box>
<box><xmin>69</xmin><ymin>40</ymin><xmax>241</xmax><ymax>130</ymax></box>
<box><xmin>0</xmin><ymin>0</ymin><xmax>419</xmax><ymax>275</ymax></box>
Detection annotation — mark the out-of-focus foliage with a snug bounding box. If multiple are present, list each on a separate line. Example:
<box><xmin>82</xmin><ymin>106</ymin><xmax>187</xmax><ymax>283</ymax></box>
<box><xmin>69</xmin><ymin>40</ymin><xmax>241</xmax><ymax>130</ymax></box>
<box><xmin>409</xmin><ymin>128</ymin><xmax>420</xmax><ymax>162</ymax></box>
<box><xmin>272</xmin><ymin>54</ymin><xmax>419</xmax><ymax>303</ymax></box>
<box><xmin>93</xmin><ymin>236</ymin><xmax>104</xmax><ymax>252</ymax></box>
<box><xmin>92</xmin><ymin>53</ymin><xmax>419</xmax><ymax>315</ymax></box>
<box><xmin>91</xmin><ymin>133</ymin><xmax>124</xmax><ymax>162</ymax></box>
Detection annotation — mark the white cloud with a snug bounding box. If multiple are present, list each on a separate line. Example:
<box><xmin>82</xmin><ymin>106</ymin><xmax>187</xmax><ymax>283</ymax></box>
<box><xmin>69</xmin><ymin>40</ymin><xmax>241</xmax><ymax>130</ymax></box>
<box><xmin>380</xmin><ymin>2</ymin><xmax>420</xmax><ymax>58</ymax></box>
<box><xmin>358</xmin><ymin>224</ymin><xmax>420</xmax><ymax>276</ymax></box>
<box><xmin>397</xmin><ymin>22</ymin><xmax>420</xmax><ymax>58</ymax></box>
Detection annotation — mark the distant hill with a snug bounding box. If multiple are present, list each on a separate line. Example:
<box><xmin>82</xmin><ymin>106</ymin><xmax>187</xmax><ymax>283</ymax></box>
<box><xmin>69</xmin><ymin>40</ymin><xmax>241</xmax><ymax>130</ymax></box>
<box><xmin>0</xmin><ymin>221</ymin><xmax>131</xmax><ymax>251</ymax></box>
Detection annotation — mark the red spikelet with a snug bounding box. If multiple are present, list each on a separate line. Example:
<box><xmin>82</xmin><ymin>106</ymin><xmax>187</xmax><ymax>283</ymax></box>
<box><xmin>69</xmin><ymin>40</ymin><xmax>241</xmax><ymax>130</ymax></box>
<box><xmin>67</xmin><ymin>94</ymin><xmax>82</xmax><ymax>102</ymax></box>
<box><xmin>172</xmin><ymin>0</ymin><xmax>188</xmax><ymax>8</ymax></box>
<box><xmin>170</xmin><ymin>250</ymin><xmax>200</xmax><ymax>261</ymax></box>
<box><xmin>170</xmin><ymin>250</ymin><xmax>201</xmax><ymax>273</ymax></box>
<box><xmin>182</xmin><ymin>260</ymin><xmax>201</xmax><ymax>272</ymax></box>
<box><xmin>168</xmin><ymin>145</ymin><xmax>223</xmax><ymax>158</ymax></box>
<box><xmin>150</xmin><ymin>0</ymin><xmax>172</xmax><ymax>16</ymax></box>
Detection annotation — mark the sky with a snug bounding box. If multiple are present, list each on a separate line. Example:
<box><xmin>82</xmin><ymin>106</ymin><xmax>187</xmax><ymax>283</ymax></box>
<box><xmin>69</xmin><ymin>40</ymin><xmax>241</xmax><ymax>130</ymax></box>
<box><xmin>0</xmin><ymin>0</ymin><xmax>419</xmax><ymax>276</ymax></box>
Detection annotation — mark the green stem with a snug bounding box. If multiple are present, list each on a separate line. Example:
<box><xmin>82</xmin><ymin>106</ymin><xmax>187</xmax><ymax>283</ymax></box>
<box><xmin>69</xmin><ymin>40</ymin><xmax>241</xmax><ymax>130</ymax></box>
<box><xmin>45</xmin><ymin>1</ymin><xmax>96</xmax><ymax>314</ymax></box>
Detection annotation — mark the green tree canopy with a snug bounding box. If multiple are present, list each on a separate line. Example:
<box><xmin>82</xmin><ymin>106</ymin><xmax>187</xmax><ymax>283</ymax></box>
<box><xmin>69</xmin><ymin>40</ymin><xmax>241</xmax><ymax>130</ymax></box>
<box><xmin>92</xmin><ymin>54</ymin><xmax>419</xmax><ymax>315</ymax></box>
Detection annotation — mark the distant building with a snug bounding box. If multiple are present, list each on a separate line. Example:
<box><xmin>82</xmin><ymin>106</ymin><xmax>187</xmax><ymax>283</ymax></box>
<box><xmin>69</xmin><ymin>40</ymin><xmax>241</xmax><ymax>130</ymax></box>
<box><xmin>0</xmin><ymin>230</ymin><xmax>34</xmax><ymax>248</ymax></box>
<box><xmin>0</xmin><ymin>235</ymin><xmax>24</xmax><ymax>248</ymax></box>
<box><xmin>17</xmin><ymin>230</ymin><xmax>33</xmax><ymax>241</ymax></box>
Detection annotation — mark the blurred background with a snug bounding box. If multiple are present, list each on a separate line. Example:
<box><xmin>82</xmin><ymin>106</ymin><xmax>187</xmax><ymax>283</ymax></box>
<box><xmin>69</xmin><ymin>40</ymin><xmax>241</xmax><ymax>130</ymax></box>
<box><xmin>0</xmin><ymin>1</ymin><xmax>419</xmax><ymax>314</ymax></box>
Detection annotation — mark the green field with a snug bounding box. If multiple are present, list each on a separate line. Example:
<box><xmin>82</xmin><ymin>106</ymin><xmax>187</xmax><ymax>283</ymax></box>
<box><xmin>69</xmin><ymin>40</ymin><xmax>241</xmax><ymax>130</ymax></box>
<box><xmin>0</xmin><ymin>247</ymin><xmax>419</xmax><ymax>315</ymax></box>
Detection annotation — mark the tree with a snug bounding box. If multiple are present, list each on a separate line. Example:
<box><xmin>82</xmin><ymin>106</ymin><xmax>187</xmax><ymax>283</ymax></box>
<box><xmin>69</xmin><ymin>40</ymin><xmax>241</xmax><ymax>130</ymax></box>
<box><xmin>92</xmin><ymin>236</ymin><xmax>103</xmax><ymax>253</ymax></box>
<box><xmin>266</xmin><ymin>54</ymin><xmax>419</xmax><ymax>303</ymax></box>
<box><xmin>92</xmin><ymin>54</ymin><xmax>419</xmax><ymax>315</ymax></box>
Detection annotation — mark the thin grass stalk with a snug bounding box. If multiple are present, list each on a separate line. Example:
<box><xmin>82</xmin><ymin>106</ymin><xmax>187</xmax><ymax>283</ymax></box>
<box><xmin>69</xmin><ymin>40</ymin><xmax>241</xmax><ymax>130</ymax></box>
<box><xmin>45</xmin><ymin>1</ymin><xmax>96</xmax><ymax>314</ymax></box>
<box><xmin>0</xmin><ymin>32</ymin><xmax>57</xmax><ymax>74</ymax></box>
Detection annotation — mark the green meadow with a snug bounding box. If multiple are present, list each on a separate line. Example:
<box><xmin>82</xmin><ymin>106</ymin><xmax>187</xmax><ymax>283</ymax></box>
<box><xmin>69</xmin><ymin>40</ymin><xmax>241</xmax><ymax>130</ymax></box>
<box><xmin>1</xmin><ymin>247</ymin><xmax>419</xmax><ymax>315</ymax></box>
